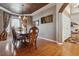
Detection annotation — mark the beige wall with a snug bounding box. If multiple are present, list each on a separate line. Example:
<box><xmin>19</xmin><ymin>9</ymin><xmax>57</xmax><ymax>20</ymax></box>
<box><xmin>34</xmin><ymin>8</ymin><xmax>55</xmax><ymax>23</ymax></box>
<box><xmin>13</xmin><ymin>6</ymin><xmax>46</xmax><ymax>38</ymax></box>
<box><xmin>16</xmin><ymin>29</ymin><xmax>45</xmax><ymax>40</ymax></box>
<box><xmin>33</xmin><ymin>5</ymin><xmax>56</xmax><ymax>41</ymax></box>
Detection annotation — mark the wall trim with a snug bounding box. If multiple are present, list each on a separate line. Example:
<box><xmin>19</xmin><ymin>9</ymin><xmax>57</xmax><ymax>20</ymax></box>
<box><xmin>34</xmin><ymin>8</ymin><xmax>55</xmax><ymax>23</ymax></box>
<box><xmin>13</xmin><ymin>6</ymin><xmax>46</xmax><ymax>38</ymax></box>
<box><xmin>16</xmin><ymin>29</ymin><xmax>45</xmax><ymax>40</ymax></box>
<box><xmin>32</xmin><ymin>3</ymin><xmax>56</xmax><ymax>16</ymax></box>
<box><xmin>0</xmin><ymin>6</ymin><xmax>32</xmax><ymax>16</ymax></box>
<box><xmin>38</xmin><ymin>36</ymin><xmax>63</xmax><ymax>45</ymax></box>
<box><xmin>0</xmin><ymin>3</ymin><xmax>55</xmax><ymax>16</ymax></box>
<box><xmin>59</xmin><ymin>3</ymin><xmax>69</xmax><ymax>13</ymax></box>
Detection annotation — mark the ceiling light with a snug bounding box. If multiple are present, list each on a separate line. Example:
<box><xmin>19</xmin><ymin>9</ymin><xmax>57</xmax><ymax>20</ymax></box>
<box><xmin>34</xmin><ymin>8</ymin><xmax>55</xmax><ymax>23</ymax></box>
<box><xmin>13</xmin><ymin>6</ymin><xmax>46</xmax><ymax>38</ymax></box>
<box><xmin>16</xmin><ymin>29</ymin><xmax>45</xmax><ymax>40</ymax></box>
<box><xmin>18</xmin><ymin>16</ymin><xmax>21</xmax><ymax>19</ymax></box>
<box><xmin>18</xmin><ymin>4</ymin><xmax>27</xmax><ymax>20</ymax></box>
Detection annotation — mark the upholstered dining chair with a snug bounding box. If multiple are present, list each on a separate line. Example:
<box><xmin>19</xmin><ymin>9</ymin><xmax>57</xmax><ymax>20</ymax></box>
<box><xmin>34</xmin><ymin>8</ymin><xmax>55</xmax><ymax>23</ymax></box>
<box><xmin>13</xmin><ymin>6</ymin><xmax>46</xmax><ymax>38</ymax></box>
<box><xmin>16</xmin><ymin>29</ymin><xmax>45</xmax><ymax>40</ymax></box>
<box><xmin>0</xmin><ymin>30</ymin><xmax>7</xmax><ymax>41</ymax></box>
<box><xmin>12</xmin><ymin>27</ymin><xmax>25</xmax><ymax>48</ymax></box>
<box><xmin>28</xmin><ymin>26</ymin><xmax>39</xmax><ymax>49</ymax></box>
<box><xmin>12</xmin><ymin>27</ymin><xmax>18</xmax><ymax>48</ymax></box>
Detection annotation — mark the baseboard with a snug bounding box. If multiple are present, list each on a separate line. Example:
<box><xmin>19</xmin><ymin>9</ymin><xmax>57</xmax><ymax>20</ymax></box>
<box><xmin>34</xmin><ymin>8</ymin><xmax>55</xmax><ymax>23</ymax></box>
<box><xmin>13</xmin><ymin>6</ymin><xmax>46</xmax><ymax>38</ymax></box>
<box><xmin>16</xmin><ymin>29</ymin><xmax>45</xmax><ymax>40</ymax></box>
<box><xmin>38</xmin><ymin>36</ymin><xmax>63</xmax><ymax>45</ymax></box>
<box><xmin>57</xmin><ymin>43</ymin><xmax>63</xmax><ymax>45</ymax></box>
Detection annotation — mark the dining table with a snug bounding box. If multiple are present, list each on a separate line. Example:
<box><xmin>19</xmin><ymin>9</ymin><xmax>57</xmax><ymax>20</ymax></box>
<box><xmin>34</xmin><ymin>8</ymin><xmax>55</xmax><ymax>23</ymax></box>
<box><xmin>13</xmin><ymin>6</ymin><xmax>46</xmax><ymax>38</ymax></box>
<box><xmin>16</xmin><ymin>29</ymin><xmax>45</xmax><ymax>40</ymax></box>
<box><xmin>16</xmin><ymin>30</ymin><xmax>30</xmax><ymax>44</ymax></box>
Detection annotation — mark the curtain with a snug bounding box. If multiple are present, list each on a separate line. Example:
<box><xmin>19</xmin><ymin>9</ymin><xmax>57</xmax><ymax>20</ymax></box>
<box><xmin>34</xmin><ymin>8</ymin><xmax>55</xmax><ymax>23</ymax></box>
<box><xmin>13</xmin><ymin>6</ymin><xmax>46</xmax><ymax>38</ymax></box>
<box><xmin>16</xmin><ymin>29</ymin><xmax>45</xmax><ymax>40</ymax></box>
<box><xmin>3</xmin><ymin>12</ymin><xmax>11</xmax><ymax>31</ymax></box>
<box><xmin>2</xmin><ymin>12</ymin><xmax>11</xmax><ymax>40</ymax></box>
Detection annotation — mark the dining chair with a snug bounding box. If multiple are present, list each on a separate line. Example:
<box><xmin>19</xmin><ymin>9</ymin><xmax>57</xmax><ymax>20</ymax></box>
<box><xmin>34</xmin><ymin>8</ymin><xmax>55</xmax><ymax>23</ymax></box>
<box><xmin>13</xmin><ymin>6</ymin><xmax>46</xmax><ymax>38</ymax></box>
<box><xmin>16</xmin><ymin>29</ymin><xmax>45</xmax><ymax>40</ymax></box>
<box><xmin>0</xmin><ymin>30</ymin><xmax>7</xmax><ymax>41</ymax></box>
<box><xmin>12</xmin><ymin>28</ymin><xmax>18</xmax><ymax>48</ymax></box>
<box><xmin>28</xmin><ymin>26</ymin><xmax>39</xmax><ymax>49</ymax></box>
<box><xmin>12</xmin><ymin>28</ymin><xmax>25</xmax><ymax>48</ymax></box>
<box><xmin>12</xmin><ymin>28</ymin><xmax>22</xmax><ymax>48</ymax></box>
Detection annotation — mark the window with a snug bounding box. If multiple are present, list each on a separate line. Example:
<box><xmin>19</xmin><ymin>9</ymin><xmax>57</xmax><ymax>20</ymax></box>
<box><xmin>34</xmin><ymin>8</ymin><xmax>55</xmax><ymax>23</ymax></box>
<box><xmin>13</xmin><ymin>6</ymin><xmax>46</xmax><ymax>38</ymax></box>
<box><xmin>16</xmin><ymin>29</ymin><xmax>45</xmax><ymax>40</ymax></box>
<box><xmin>11</xmin><ymin>19</ymin><xmax>20</xmax><ymax>28</ymax></box>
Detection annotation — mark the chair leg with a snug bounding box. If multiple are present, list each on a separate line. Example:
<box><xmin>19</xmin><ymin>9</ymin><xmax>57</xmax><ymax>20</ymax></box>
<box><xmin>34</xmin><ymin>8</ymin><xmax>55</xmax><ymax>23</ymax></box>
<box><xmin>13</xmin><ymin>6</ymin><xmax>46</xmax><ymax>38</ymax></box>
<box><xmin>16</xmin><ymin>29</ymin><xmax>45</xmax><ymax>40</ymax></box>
<box><xmin>12</xmin><ymin>40</ymin><xmax>17</xmax><ymax>49</ymax></box>
<box><xmin>35</xmin><ymin>40</ymin><xmax>37</xmax><ymax>49</ymax></box>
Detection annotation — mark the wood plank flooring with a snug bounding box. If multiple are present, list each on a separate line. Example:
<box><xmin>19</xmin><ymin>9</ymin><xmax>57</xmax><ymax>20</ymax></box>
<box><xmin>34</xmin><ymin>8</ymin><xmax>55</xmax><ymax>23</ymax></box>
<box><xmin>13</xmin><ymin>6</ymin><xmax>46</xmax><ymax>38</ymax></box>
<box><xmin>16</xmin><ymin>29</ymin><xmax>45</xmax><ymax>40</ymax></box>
<box><xmin>0</xmin><ymin>36</ymin><xmax>79</xmax><ymax>56</ymax></box>
<box><xmin>16</xmin><ymin>39</ymin><xmax>61</xmax><ymax>56</ymax></box>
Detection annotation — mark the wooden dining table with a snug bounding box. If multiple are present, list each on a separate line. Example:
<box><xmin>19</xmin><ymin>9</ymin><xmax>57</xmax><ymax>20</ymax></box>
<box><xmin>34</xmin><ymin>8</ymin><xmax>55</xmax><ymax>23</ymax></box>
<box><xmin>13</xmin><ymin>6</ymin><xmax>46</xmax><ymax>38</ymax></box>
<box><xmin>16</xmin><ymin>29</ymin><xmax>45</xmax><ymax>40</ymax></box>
<box><xmin>17</xmin><ymin>31</ymin><xmax>28</xmax><ymax>38</ymax></box>
<box><xmin>16</xmin><ymin>30</ymin><xmax>30</xmax><ymax>44</ymax></box>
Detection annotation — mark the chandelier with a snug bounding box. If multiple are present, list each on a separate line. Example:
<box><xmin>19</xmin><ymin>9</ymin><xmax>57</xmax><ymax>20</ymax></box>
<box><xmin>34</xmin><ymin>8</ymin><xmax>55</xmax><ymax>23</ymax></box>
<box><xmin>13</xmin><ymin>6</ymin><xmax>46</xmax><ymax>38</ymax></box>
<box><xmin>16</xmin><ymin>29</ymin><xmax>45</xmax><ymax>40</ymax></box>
<box><xmin>18</xmin><ymin>4</ymin><xmax>27</xmax><ymax>20</ymax></box>
<box><xmin>19</xmin><ymin>16</ymin><xmax>27</xmax><ymax>20</ymax></box>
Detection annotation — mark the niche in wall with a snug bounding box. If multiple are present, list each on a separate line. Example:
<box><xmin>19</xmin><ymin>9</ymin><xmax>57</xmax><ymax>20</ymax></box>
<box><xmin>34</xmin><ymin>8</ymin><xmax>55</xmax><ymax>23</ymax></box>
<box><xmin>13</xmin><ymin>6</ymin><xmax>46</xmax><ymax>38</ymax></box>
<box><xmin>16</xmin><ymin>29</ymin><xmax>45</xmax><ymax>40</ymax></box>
<box><xmin>33</xmin><ymin>20</ymin><xmax>39</xmax><ymax>26</ymax></box>
<box><xmin>41</xmin><ymin>15</ymin><xmax>53</xmax><ymax>24</ymax></box>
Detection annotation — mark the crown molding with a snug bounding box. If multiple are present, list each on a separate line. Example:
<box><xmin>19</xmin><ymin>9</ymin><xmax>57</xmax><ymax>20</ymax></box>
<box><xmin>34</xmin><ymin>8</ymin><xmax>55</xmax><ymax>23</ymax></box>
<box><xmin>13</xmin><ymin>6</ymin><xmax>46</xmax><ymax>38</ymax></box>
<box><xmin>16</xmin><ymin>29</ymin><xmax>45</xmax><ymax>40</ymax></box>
<box><xmin>0</xmin><ymin>3</ymin><xmax>55</xmax><ymax>16</ymax></box>
<box><xmin>31</xmin><ymin>3</ymin><xmax>56</xmax><ymax>16</ymax></box>
<box><xmin>0</xmin><ymin>6</ymin><xmax>32</xmax><ymax>16</ymax></box>
<box><xmin>0</xmin><ymin>6</ymin><xmax>19</xmax><ymax>15</ymax></box>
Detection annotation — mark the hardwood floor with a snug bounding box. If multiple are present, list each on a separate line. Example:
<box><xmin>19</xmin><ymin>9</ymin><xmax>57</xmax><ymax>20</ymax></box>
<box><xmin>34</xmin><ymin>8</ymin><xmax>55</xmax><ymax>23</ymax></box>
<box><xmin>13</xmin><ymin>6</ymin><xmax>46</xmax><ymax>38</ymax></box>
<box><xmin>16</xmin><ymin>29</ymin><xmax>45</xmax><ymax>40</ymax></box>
<box><xmin>1</xmin><ymin>36</ymin><xmax>79</xmax><ymax>56</ymax></box>
<box><xmin>16</xmin><ymin>39</ymin><xmax>61</xmax><ymax>56</ymax></box>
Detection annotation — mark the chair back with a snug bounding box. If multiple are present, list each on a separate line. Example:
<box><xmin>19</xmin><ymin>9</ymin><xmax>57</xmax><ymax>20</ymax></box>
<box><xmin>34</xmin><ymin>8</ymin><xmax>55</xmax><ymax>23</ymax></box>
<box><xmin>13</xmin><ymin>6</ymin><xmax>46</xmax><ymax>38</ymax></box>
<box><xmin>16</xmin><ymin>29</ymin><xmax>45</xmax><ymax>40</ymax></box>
<box><xmin>29</xmin><ymin>26</ymin><xmax>39</xmax><ymax>45</ymax></box>
<box><xmin>12</xmin><ymin>28</ymin><xmax>17</xmax><ymax>40</ymax></box>
<box><xmin>0</xmin><ymin>31</ymin><xmax>7</xmax><ymax>41</ymax></box>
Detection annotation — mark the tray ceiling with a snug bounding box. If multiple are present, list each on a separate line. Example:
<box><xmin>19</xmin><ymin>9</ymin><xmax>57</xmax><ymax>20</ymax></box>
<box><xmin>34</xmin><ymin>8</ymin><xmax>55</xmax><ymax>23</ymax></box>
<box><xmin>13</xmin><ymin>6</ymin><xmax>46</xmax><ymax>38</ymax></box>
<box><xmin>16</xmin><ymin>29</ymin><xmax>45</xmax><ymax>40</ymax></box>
<box><xmin>0</xmin><ymin>3</ymin><xmax>48</xmax><ymax>14</ymax></box>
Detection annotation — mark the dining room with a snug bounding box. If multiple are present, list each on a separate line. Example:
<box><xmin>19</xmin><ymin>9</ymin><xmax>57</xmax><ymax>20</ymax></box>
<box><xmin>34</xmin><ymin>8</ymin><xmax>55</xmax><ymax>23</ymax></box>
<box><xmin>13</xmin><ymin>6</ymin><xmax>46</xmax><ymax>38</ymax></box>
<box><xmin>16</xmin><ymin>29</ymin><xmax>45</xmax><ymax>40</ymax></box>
<box><xmin>0</xmin><ymin>3</ymin><xmax>62</xmax><ymax>56</ymax></box>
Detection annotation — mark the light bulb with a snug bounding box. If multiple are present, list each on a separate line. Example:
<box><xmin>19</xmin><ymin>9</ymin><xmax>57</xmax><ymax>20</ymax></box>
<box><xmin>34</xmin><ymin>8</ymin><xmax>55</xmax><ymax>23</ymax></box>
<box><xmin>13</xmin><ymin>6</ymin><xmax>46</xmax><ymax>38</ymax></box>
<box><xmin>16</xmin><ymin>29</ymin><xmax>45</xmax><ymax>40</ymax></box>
<box><xmin>18</xmin><ymin>16</ymin><xmax>21</xmax><ymax>19</ymax></box>
<box><xmin>23</xmin><ymin>16</ymin><xmax>26</xmax><ymax>20</ymax></box>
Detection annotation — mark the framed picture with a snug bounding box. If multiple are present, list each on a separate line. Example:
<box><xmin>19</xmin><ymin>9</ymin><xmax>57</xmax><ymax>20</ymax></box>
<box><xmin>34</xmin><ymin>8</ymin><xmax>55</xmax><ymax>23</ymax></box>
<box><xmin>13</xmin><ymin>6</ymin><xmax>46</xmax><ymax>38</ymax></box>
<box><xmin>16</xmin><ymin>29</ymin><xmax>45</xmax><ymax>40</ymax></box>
<box><xmin>33</xmin><ymin>20</ymin><xmax>39</xmax><ymax>26</ymax></box>
<box><xmin>41</xmin><ymin>15</ymin><xmax>53</xmax><ymax>24</ymax></box>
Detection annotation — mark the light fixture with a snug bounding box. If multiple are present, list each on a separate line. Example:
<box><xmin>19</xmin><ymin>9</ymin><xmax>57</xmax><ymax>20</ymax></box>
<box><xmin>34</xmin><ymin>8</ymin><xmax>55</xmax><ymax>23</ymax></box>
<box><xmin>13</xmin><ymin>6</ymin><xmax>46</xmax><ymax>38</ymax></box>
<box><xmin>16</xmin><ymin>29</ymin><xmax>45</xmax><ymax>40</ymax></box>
<box><xmin>23</xmin><ymin>16</ymin><xmax>27</xmax><ymax>20</ymax></box>
<box><xmin>18</xmin><ymin>16</ymin><xmax>21</xmax><ymax>19</ymax></box>
<box><xmin>18</xmin><ymin>4</ymin><xmax>27</xmax><ymax>20</ymax></box>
